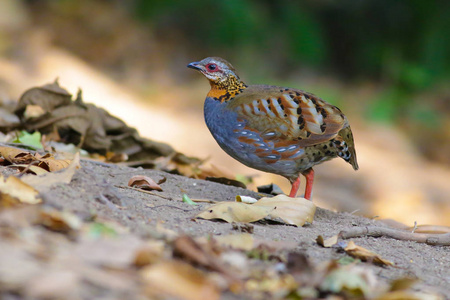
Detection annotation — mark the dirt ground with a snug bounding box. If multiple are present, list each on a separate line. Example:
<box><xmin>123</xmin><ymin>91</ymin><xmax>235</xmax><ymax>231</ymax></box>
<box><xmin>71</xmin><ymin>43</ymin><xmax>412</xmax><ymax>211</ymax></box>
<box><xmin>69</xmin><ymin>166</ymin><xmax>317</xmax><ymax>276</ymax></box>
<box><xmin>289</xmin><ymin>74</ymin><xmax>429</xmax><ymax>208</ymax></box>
<box><xmin>2</xmin><ymin>158</ymin><xmax>446</xmax><ymax>299</ymax></box>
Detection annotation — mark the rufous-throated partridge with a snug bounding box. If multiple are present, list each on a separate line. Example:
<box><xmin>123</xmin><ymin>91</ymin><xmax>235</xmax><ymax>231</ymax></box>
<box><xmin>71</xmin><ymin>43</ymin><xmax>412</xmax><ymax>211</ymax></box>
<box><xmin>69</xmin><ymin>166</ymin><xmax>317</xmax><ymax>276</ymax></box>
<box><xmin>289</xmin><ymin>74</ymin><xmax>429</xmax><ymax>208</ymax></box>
<box><xmin>188</xmin><ymin>57</ymin><xmax>358</xmax><ymax>200</ymax></box>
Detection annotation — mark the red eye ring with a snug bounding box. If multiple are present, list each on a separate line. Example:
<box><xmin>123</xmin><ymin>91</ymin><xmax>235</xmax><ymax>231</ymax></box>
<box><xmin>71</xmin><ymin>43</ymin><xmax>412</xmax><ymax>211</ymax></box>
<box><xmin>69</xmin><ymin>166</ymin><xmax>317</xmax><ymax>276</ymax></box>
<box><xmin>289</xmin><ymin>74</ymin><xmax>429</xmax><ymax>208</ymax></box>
<box><xmin>206</xmin><ymin>63</ymin><xmax>219</xmax><ymax>72</ymax></box>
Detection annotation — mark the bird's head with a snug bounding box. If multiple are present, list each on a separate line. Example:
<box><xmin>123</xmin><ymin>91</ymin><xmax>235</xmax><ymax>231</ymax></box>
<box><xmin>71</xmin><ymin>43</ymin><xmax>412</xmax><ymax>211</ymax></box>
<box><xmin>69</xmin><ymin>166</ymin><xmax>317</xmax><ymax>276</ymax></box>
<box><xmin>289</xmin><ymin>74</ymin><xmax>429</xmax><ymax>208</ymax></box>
<box><xmin>188</xmin><ymin>57</ymin><xmax>247</xmax><ymax>101</ymax></box>
<box><xmin>187</xmin><ymin>57</ymin><xmax>241</xmax><ymax>85</ymax></box>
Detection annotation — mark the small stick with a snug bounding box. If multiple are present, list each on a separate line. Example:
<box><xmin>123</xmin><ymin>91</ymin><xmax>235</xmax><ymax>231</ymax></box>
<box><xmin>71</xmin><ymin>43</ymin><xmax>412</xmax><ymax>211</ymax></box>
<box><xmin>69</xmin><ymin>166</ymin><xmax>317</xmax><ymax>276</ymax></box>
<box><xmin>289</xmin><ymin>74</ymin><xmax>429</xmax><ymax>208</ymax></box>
<box><xmin>190</xmin><ymin>198</ymin><xmax>218</xmax><ymax>203</ymax></box>
<box><xmin>151</xmin><ymin>205</ymin><xmax>195</xmax><ymax>212</ymax></box>
<box><xmin>339</xmin><ymin>226</ymin><xmax>450</xmax><ymax>246</ymax></box>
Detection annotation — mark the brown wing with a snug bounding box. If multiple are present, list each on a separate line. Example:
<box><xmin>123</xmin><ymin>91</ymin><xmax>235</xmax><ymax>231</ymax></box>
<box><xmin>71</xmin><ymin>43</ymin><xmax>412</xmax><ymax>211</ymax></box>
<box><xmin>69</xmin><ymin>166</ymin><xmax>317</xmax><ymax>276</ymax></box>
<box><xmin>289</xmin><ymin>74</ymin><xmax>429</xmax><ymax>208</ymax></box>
<box><xmin>228</xmin><ymin>85</ymin><xmax>347</xmax><ymax>149</ymax></box>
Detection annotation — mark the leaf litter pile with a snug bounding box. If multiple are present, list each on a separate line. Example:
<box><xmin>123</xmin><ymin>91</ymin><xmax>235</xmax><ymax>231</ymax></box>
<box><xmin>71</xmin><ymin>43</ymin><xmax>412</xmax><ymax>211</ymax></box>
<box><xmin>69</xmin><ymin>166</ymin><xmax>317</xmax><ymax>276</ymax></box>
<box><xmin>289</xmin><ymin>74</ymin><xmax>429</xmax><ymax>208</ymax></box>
<box><xmin>0</xmin><ymin>82</ymin><xmax>449</xmax><ymax>299</ymax></box>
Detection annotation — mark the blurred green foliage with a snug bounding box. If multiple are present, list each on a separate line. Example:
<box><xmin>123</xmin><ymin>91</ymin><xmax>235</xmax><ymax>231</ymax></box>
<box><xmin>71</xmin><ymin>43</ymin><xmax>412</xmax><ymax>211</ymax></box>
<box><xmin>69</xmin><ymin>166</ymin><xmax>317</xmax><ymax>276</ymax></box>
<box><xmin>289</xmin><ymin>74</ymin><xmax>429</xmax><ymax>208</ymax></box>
<box><xmin>132</xmin><ymin>0</ymin><xmax>450</xmax><ymax>85</ymax></box>
<box><xmin>24</xmin><ymin>0</ymin><xmax>450</xmax><ymax>129</ymax></box>
<box><xmin>130</xmin><ymin>0</ymin><xmax>449</xmax><ymax>126</ymax></box>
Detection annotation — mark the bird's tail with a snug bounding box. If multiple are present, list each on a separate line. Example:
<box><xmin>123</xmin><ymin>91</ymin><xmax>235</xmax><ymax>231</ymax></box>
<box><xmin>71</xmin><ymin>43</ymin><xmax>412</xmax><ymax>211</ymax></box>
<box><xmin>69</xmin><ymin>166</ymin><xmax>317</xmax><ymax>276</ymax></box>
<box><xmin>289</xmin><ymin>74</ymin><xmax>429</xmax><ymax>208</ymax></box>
<box><xmin>338</xmin><ymin>127</ymin><xmax>359</xmax><ymax>170</ymax></box>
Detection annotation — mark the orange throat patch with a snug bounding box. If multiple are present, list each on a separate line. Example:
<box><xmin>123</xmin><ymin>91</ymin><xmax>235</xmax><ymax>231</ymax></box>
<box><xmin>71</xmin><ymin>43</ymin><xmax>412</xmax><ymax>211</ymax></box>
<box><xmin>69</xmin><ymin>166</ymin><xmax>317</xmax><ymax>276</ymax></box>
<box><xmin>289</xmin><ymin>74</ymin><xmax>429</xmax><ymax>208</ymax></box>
<box><xmin>207</xmin><ymin>76</ymin><xmax>247</xmax><ymax>102</ymax></box>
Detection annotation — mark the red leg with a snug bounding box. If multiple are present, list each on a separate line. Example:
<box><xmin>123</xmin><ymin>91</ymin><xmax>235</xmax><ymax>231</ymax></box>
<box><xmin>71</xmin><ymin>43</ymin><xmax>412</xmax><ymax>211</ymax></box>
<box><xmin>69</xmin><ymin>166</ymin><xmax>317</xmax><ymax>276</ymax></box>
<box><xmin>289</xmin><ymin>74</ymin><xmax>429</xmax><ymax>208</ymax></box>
<box><xmin>303</xmin><ymin>168</ymin><xmax>314</xmax><ymax>200</ymax></box>
<box><xmin>289</xmin><ymin>176</ymin><xmax>301</xmax><ymax>197</ymax></box>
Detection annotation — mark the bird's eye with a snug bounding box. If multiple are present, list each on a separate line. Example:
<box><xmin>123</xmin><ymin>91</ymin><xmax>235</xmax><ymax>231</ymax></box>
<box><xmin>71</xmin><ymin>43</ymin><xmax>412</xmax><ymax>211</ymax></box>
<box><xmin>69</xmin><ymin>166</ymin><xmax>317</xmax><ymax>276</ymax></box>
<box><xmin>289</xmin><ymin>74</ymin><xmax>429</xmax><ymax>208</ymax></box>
<box><xmin>207</xmin><ymin>63</ymin><xmax>218</xmax><ymax>71</ymax></box>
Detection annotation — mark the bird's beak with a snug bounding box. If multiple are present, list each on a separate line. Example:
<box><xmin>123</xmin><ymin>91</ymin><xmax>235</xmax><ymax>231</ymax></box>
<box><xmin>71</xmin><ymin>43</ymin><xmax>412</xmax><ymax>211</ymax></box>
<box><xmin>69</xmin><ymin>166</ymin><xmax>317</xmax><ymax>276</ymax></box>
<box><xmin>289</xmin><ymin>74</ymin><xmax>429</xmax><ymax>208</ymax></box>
<box><xmin>187</xmin><ymin>61</ymin><xmax>202</xmax><ymax>71</ymax></box>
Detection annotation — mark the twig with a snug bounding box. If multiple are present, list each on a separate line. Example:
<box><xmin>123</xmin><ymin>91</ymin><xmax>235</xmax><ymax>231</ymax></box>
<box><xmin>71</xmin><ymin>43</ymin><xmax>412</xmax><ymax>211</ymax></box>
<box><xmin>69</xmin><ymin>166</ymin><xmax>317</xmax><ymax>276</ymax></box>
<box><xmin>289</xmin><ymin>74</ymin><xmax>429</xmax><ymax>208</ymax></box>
<box><xmin>339</xmin><ymin>226</ymin><xmax>450</xmax><ymax>246</ymax></box>
<box><xmin>190</xmin><ymin>198</ymin><xmax>218</xmax><ymax>203</ymax></box>
<box><xmin>16</xmin><ymin>161</ymin><xmax>41</xmax><ymax>176</ymax></box>
<box><xmin>151</xmin><ymin>205</ymin><xmax>195</xmax><ymax>212</ymax></box>
<box><xmin>407</xmin><ymin>225</ymin><xmax>450</xmax><ymax>234</ymax></box>
<box><xmin>115</xmin><ymin>185</ymin><xmax>172</xmax><ymax>200</ymax></box>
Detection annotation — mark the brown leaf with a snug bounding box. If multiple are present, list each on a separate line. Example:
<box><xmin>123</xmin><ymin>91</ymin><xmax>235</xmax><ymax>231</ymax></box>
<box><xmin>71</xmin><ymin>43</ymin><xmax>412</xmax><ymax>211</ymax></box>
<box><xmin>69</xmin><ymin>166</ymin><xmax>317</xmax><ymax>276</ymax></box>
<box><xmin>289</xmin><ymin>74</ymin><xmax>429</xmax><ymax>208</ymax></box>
<box><xmin>0</xmin><ymin>146</ymin><xmax>37</xmax><ymax>164</ymax></box>
<box><xmin>15</xmin><ymin>80</ymin><xmax>72</xmax><ymax>118</ymax></box>
<box><xmin>197</xmin><ymin>195</ymin><xmax>316</xmax><ymax>226</ymax></box>
<box><xmin>173</xmin><ymin>236</ymin><xmax>241</xmax><ymax>286</ymax></box>
<box><xmin>21</xmin><ymin>152</ymin><xmax>81</xmax><ymax>192</ymax></box>
<box><xmin>23</xmin><ymin>105</ymin><xmax>46</xmax><ymax>120</ymax></box>
<box><xmin>38</xmin><ymin>207</ymin><xmax>82</xmax><ymax>233</ymax></box>
<box><xmin>213</xmin><ymin>233</ymin><xmax>255</xmax><ymax>251</ymax></box>
<box><xmin>316</xmin><ymin>235</ymin><xmax>339</xmax><ymax>247</ymax></box>
<box><xmin>196</xmin><ymin>202</ymin><xmax>273</xmax><ymax>223</ymax></box>
<box><xmin>10</xmin><ymin>164</ymin><xmax>49</xmax><ymax>175</ymax></box>
<box><xmin>0</xmin><ymin>174</ymin><xmax>42</xmax><ymax>206</ymax></box>
<box><xmin>344</xmin><ymin>241</ymin><xmax>394</xmax><ymax>267</ymax></box>
<box><xmin>105</xmin><ymin>151</ymin><xmax>128</xmax><ymax>163</ymax></box>
<box><xmin>173</xmin><ymin>236</ymin><xmax>217</xmax><ymax>268</ymax></box>
<box><xmin>253</xmin><ymin>195</ymin><xmax>316</xmax><ymax>226</ymax></box>
<box><xmin>37</xmin><ymin>157</ymin><xmax>72</xmax><ymax>172</ymax></box>
<box><xmin>133</xmin><ymin>241</ymin><xmax>166</xmax><ymax>267</ymax></box>
<box><xmin>141</xmin><ymin>260</ymin><xmax>220</xmax><ymax>300</ymax></box>
<box><xmin>128</xmin><ymin>175</ymin><xmax>163</xmax><ymax>191</ymax></box>
<box><xmin>387</xmin><ymin>278</ymin><xmax>418</xmax><ymax>292</ymax></box>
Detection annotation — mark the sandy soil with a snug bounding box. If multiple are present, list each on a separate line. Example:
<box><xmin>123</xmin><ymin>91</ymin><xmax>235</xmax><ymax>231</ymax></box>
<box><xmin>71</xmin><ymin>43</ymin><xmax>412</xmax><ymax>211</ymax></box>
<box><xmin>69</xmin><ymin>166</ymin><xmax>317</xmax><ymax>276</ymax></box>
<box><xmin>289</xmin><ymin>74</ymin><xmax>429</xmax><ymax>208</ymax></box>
<box><xmin>30</xmin><ymin>159</ymin><xmax>449</xmax><ymax>298</ymax></box>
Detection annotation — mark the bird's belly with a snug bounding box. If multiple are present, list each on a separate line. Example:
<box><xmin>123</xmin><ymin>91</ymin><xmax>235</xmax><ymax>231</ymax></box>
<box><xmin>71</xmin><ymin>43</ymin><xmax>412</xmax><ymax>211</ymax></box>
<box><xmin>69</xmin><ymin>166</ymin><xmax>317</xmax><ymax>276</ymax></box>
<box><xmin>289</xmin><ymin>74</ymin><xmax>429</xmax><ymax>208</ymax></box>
<box><xmin>204</xmin><ymin>99</ymin><xmax>306</xmax><ymax>178</ymax></box>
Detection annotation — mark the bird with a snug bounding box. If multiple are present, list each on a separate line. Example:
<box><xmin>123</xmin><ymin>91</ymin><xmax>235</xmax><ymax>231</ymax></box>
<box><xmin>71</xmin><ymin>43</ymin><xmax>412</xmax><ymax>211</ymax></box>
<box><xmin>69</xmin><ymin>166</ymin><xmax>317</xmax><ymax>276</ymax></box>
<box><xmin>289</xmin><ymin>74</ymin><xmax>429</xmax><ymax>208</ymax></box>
<box><xmin>187</xmin><ymin>57</ymin><xmax>358</xmax><ymax>200</ymax></box>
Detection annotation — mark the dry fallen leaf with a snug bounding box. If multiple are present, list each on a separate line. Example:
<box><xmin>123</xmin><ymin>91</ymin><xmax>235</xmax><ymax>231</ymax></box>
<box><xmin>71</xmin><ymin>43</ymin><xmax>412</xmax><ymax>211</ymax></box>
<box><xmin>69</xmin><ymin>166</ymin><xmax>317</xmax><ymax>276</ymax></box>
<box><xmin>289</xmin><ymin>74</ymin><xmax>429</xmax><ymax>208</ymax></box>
<box><xmin>141</xmin><ymin>260</ymin><xmax>220</xmax><ymax>300</ymax></box>
<box><xmin>21</xmin><ymin>152</ymin><xmax>81</xmax><ymax>192</ymax></box>
<box><xmin>133</xmin><ymin>240</ymin><xmax>166</xmax><ymax>267</ymax></box>
<box><xmin>197</xmin><ymin>195</ymin><xmax>316</xmax><ymax>226</ymax></box>
<box><xmin>39</xmin><ymin>207</ymin><xmax>82</xmax><ymax>233</ymax></box>
<box><xmin>15</xmin><ymin>79</ymin><xmax>72</xmax><ymax>116</ymax></box>
<box><xmin>0</xmin><ymin>146</ymin><xmax>37</xmax><ymax>164</ymax></box>
<box><xmin>253</xmin><ymin>195</ymin><xmax>316</xmax><ymax>226</ymax></box>
<box><xmin>23</xmin><ymin>105</ymin><xmax>46</xmax><ymax>120</ymax></box>
<box><xmin>128</xmin><ymin>175</ymin><xmax>163</xmax><ymax>191</ymax></box>
<box><xmin>213</xmin><ymin>233</ymin><xmax>255</xmax><ymax>251</ymax></box>
<box><xmin>37</xmin><ymin>157</ymin><xmax>72</xmax><ymax>172</ymax></box>
<box><xmin>11</xmin><ymin>164</ymin><xmax>49</xmax><ymax>175</ymax></box>
<box><xmin>316</xmin><ymin>235</ymin><xmax>339</xmax><ymax>248</ymax></box>
<box><xmin>0</xmin><ymin>174</ymin><xmax>42</xmax><ymax>206</ymax></box>
<box><xmin>196</xmin><ymin>202</ymin><xmax>273</xmax><ymax>223</ymax></box>
<box><xmin>343</xmin><ymin>241</ymin><xmax>394</xmax><ymax>267</ymax></box>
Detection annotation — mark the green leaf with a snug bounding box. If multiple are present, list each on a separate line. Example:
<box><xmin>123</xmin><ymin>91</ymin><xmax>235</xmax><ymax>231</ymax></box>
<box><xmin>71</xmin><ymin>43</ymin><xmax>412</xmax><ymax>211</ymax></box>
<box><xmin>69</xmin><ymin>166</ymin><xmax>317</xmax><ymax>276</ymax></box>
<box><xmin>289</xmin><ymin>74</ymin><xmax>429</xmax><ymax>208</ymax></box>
<box><xmin>182</xmin><ymin>194</ymin><xmax>197</xmax><ymax>205</ymax></box>
<box><xmin>337</xmin><ymin>256</ymin><xmax>359</xmax><ymax>265</ymax></box>
<box><xmin>13</xmin><ymin>131</ymin><xmax>43</xmax><ymax>149</ymax></box>
<box><xmin>86</xmin><ymin>222</ymin><xmax>118</xmax><ymax>238</ymax></box>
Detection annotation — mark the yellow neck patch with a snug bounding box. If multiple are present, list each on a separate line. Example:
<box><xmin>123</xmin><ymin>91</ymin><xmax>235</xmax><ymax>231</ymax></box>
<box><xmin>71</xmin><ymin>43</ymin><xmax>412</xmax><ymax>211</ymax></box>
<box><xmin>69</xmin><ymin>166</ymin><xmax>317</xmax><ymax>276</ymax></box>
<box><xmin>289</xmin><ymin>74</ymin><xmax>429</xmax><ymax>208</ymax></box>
<box><xmin>207</xmin><ymin>75</ymin><xmax>247</xmax><ymax>102</ymax></box>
